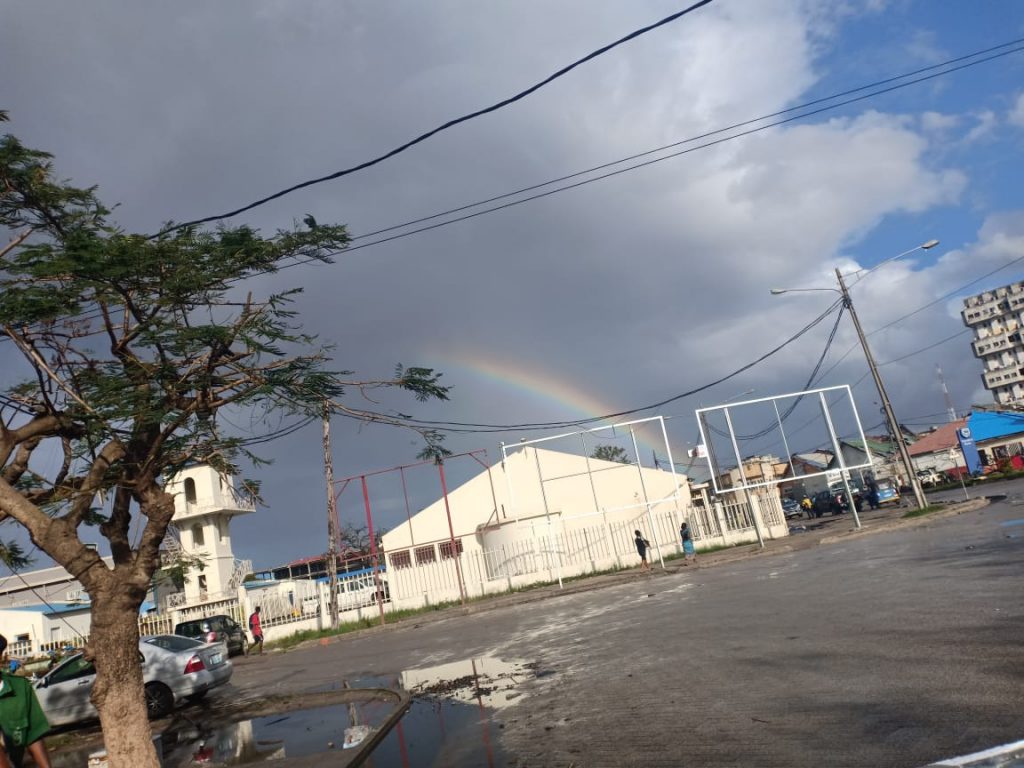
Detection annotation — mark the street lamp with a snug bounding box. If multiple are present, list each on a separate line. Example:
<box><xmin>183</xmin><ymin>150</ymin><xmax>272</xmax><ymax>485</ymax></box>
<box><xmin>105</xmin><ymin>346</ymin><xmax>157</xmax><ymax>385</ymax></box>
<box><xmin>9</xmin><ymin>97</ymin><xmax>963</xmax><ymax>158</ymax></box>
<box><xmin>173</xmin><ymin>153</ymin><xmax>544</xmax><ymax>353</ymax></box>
<box><xmin>770</xmin><ymin>239</ymin><xmax>939</xmax><ymax>511</ymax></box>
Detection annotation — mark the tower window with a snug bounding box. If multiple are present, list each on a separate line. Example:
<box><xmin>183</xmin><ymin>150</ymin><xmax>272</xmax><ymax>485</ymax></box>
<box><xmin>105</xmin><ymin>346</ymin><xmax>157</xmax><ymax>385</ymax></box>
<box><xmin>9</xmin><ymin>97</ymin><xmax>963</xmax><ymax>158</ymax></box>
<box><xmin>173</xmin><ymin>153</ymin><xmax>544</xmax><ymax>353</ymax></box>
<box><xmin>184</xmin><ymin>478</ymin><xmax>197</xmax><ymax>504</ymax></box>
<box><xmin>192</xmin><ymin>524</ymin><xmax>205</xmax><ymax>547</ymax></box>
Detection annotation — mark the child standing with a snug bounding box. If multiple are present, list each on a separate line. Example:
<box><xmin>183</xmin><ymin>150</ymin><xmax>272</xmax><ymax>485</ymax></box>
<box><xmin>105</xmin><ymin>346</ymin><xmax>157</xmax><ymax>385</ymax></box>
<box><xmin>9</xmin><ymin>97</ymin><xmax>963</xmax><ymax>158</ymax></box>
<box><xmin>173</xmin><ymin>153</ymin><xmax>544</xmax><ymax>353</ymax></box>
<box><xmin>634</xmin><ymin>529</ymin><xmax>651</xmax><ymax>570</ymax></box>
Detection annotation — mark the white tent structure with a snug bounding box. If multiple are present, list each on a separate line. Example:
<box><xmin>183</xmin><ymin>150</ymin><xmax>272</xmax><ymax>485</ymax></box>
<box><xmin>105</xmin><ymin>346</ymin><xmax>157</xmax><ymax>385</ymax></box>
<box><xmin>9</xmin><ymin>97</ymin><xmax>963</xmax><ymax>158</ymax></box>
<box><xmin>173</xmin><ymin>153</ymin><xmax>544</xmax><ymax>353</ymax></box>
<box><xmin>381</xmin><ymin>446</ymin><xmax>787</xmax><ymax>608</ymax></box>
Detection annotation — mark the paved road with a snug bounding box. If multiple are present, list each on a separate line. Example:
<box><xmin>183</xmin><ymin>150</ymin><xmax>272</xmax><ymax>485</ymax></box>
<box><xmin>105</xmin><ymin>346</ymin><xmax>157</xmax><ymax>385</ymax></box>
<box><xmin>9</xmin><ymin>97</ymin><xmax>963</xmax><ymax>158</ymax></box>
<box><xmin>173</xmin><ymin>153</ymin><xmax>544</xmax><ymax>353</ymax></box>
<box><xmin>227</xmin><ymin>486</ymin><xmax>1024</xmax><ymax>767</ymax></box>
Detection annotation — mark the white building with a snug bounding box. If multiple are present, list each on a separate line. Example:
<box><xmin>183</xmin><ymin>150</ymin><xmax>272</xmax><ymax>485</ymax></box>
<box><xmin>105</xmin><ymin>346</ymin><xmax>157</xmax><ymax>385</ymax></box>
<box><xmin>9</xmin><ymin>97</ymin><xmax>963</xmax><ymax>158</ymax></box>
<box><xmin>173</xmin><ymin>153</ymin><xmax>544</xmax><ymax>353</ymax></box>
<box><xmin>962</xmin><ymin>280</ymin><xmax>1024</xmax><ymax>405</ymax></box>
<box><xmin>381</xmin><ymin>446</ymin><xmax>788</xmax><ymax>609</ymax></box>
<box><xmin>0</xmin><ymin>465</ymin><xmax>256</xmax><ymax>657</ymax></box>
<box><xmin>162</xmin><ymin>464</ymin><xmax>255</xmax><ymax>609</ymax></box>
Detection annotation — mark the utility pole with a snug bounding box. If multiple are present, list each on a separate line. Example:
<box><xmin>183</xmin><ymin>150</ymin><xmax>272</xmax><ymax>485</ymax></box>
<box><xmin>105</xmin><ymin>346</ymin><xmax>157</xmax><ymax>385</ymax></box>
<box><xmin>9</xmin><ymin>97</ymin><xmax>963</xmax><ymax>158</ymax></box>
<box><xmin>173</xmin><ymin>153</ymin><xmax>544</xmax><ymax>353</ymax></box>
<box><xmin>835</xmin><ymin>268</ymin><xmax>927</xmax><ymax>509</ymax></box>
<box><xmin>322</xmin><ymin>400</ymin><xmax>340</xmax><ymax>629</ymax></box>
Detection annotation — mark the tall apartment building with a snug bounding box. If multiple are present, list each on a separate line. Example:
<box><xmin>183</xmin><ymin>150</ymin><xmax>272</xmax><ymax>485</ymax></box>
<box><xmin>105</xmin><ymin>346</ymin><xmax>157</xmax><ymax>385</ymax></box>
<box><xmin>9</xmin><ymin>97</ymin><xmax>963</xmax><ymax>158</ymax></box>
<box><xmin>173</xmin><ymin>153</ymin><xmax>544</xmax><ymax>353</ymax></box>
<box><xmin>962</xmin><ymin>280</ymin><xmax>1024</xmax><ymax>405</ymax></box>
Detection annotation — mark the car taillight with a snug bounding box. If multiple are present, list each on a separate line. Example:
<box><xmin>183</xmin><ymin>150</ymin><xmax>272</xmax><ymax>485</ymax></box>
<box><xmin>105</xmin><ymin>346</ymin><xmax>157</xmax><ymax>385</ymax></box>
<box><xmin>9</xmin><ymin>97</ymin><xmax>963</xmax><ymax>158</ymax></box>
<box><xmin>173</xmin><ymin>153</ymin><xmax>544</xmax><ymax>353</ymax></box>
<box><xmin>206</xmin><ymin>631</ymin><xmax>217</xmax><ymax>643</ymax></box>
<box><xmin>184</xmin><ymin>654</ymin><xmax>205</xmax><ymax>674</ymax></box>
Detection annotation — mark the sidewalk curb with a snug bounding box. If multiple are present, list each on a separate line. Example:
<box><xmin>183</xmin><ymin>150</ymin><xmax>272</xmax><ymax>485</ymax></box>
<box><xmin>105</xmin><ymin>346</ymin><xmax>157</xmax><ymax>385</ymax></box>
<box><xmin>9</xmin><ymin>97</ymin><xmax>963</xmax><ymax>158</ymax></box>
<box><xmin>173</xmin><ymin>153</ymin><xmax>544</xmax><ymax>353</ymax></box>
<box><xmin>818</xmin><ymin>497</ymin><xmax>989</xmax><ymax>546</ymax></box>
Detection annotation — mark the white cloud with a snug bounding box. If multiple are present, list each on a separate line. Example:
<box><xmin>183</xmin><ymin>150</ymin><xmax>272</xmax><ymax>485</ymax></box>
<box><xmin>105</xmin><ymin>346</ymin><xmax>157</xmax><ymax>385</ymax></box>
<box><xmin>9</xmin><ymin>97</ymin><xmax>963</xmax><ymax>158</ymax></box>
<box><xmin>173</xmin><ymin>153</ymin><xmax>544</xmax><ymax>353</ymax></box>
<box><xmin>963</xmin><ymin>110</ymin><xmax>997</xmax><ymax>143</ymax></box>
<box><xmin>920</xmin><ymin>111</ymin><xmax>959</xmax><ymax>133</ymax></box>
<box><xmin>1009</xmin><ymin>93</ymin><xmax>1024</xmax><ymax>128</ymax></box>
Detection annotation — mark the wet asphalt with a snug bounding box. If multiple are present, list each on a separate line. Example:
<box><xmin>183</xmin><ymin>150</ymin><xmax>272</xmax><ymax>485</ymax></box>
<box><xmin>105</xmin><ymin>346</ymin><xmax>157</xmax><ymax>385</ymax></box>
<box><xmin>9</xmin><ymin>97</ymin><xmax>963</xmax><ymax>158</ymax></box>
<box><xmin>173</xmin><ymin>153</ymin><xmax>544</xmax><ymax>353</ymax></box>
<box><xmin>223</xmin><ymin>479</ymin><xmax>1024</xmax><ymax>767</ymax></box>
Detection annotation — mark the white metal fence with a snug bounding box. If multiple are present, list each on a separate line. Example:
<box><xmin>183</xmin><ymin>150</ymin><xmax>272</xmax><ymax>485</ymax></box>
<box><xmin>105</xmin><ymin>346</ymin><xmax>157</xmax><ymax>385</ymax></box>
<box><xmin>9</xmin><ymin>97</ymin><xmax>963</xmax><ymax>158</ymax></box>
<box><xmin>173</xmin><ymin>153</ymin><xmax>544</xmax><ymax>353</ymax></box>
<box><xmin>386</xmin><ymin>494</ymin><xmax>788</xmax><ymax>610</ymax></box>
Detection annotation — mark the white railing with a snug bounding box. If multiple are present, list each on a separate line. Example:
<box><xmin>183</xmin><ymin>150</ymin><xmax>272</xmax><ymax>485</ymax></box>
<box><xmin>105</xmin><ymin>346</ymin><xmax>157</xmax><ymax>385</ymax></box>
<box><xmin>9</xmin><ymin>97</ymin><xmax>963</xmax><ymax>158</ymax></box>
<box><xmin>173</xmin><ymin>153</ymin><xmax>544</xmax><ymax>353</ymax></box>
<box><xmin>381</xmin><ymin>495</ymin><xmax>785</xmax><ymax>612</ymax></box>
<box><xmin>228</xmin><ymin>559</ymin><xmax>253</xmax><ymax>591</ymax></box>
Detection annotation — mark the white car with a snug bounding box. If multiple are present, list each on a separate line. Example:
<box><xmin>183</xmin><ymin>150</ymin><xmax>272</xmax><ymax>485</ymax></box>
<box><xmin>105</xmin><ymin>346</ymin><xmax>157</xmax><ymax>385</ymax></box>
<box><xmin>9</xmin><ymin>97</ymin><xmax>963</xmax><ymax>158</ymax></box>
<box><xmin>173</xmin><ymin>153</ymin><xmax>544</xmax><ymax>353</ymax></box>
<box><xmin>34</xmin><ymin>635</ymin><xmax>233</xmax><ymax>727</ymax></box>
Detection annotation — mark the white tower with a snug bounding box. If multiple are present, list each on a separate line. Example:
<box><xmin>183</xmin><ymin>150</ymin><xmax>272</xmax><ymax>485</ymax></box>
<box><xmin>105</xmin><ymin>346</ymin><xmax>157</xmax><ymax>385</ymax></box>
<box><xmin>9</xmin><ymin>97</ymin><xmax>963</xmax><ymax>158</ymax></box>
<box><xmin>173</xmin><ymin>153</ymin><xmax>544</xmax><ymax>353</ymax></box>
<box><xmin>165</xmin><ymin>465</ymin><xmax>255</xmax><ymax>605</ymax></box>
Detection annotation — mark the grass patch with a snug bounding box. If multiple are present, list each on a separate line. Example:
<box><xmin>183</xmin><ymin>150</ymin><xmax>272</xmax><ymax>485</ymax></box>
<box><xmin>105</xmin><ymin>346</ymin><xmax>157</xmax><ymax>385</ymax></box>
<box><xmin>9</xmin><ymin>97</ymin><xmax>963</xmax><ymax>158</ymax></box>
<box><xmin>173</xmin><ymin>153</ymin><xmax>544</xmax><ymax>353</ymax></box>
<box><xmin>265</xmin><ymin>598</ymin><xmax>469</xmax><ymax>651</ymax></box>
<box><xmin>902</xmin><ymin>505</ymin><xmax>944</xmax><ymax>519</ymax></box>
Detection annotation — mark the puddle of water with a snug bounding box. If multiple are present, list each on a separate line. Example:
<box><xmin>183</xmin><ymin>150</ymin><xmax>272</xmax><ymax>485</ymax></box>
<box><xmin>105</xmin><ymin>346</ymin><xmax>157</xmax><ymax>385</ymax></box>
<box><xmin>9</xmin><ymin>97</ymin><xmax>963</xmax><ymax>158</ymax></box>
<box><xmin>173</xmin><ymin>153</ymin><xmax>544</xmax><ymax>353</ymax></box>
<box><xmin>51</xmin><ymin>701</ymin><xmax>394</xmax><ymax>767</ymax></box>
<box><xmin>53</xmin><ymin>656</ymin><xmax>541</xmax><ymax>767</ymax></box>
<box><xmin>998</xmin><ymin>518</ymin><xmax>1024</xmax><ymax>528</ymax></box>
<box><xmin>401</xmin><ymin>655</ymin><xmax>544</xmax><ymax>711</ymax></box>
<box><xmin>368</xmin><ymin>697</ymin><xmax>505</xmax><ymax>768</ymax></box>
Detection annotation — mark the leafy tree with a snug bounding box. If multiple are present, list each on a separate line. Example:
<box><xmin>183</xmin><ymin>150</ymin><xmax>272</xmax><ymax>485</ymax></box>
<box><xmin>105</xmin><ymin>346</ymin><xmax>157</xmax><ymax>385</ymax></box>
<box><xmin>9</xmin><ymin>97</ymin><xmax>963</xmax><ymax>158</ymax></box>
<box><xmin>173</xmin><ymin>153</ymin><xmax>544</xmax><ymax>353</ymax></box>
<box><xmin>591</xmin><ymin>444</ymin><xmax>631</xmax><ymax>464</ymax></box>
<box><xmin>0</xmin><ymin>115</ymin><xmax>448</xmax><ymax>768</ymax></box>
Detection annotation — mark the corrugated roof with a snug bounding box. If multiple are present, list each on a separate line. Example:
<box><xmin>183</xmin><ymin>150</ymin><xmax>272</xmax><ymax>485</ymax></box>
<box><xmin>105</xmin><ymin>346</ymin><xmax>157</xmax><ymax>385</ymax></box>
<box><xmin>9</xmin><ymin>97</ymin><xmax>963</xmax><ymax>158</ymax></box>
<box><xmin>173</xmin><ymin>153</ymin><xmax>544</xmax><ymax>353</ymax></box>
<box><xmin>792</xmin><ymin>452</ymin><xmax>832</xmax><ymax>469</ymax></box>
<box><xmin>968</xmin><ymin>410</ymin><xmax>1024</xmax><ymax>442</ymax></box>
<box><xmin>909</xmin><ymin>419</ymin><xmax>967</xmax><ymax>456</ymax></box>
<box><xmin>844</xmin><ymin>438</ymin><xmax>897</xmax><ymax>456</ymax></box>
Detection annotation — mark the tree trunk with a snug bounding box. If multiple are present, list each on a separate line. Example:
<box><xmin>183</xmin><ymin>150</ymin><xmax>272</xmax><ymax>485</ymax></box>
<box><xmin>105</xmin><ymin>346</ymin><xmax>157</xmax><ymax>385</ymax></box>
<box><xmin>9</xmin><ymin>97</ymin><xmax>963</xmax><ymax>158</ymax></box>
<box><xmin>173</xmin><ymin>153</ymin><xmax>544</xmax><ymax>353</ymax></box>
<box><xmin>88</xmin><ymin>591</ymin><xmax>160</xmax><ymax>768</ymax></box>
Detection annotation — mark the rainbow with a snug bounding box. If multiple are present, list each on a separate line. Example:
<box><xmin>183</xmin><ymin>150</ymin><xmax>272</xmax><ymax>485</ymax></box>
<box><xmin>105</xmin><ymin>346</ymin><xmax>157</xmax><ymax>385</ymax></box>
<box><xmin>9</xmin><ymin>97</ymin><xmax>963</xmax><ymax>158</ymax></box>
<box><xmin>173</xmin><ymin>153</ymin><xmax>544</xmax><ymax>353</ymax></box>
<box><xmin>432</xmin><ymin>351</ymin><xmax>667</xmax><ymax>460</ymax></box>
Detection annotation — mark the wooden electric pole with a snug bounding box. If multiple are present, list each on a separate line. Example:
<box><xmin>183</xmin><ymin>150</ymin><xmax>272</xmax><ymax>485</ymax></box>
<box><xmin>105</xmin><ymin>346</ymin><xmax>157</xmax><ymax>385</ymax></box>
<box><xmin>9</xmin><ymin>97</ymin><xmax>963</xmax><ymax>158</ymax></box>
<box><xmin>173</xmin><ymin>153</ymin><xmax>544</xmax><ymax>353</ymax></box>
<box><xmin>323</xmin><ymin>400</ymin><xmax>340</xmax><ymax>629</ymax></box>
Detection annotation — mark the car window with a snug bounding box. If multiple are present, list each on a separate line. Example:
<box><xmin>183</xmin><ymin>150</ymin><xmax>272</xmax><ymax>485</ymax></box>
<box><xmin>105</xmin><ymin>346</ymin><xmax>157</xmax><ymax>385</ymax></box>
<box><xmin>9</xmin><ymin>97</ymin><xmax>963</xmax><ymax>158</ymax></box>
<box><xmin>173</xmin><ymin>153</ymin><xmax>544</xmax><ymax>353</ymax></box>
<box><xmin>144</xmin><ymin>635</ymin><xmax>203</xmax><ymax>652</ymax></box>
<box><xmin>176</xmin><ymin>621</ymin><xmax>200</xmax><ymax>636</ymax></box>
<box><xmin>47</xmin><ymin>655</ymin><xmax>95</xmax><ymax>684</ymax></box>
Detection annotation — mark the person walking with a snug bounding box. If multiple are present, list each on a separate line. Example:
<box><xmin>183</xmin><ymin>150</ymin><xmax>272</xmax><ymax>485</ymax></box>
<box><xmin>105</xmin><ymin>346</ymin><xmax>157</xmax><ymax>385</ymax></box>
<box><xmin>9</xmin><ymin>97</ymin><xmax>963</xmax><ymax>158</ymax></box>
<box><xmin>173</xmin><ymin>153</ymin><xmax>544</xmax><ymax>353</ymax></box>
<box><xmin>248</xmin><ymin>607</ymin><xmax>264</xmax><ymax>656</ymax></box>
<box><xmin>680</xmin><ymin>522</ymin><xmax>696</xmax><ymax>564</ymax></box>
<box><xmin>0</xmin><ymin>635</ymin><xmax>52</xmax><ymax>768</ymax></box>
<box><xmin>634</xmin><ymin>529</ymin><xmax>651</xmax><ymax>571</ymax></box>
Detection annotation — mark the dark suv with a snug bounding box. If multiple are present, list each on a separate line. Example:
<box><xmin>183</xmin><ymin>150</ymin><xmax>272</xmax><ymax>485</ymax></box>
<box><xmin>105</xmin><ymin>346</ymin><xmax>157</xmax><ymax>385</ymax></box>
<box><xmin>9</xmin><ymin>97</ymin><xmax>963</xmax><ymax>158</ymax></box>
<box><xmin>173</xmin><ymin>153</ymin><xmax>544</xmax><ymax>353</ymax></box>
<box><xmin>174</xmin><ymin>614</ymin><xmax>248</xmax><ymax>657</ymax></box>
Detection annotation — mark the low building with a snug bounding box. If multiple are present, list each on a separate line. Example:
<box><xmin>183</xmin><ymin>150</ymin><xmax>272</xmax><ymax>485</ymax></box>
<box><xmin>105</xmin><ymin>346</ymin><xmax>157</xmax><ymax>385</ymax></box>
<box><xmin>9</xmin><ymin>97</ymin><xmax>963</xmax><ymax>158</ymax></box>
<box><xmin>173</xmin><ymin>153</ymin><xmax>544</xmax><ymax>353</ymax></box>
<box><xmin>381</xmin><ymin>446</ymin><xmax>788</xmax><ymax>609</ymax></box>
<box><xmin>910</xmin><ymin>411</ymin><xmax>1024</xmax><ymax>476</ymax></box>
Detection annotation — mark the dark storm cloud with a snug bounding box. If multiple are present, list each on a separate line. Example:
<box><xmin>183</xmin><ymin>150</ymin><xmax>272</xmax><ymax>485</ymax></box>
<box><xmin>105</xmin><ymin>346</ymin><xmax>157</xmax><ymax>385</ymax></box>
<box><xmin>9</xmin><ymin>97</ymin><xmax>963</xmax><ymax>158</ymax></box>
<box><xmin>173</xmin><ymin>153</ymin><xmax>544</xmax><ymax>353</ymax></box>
<box><xmin>2</xmin><ymin>1</ymin><xmax>1017</xmax><ymax>566</ymax></box>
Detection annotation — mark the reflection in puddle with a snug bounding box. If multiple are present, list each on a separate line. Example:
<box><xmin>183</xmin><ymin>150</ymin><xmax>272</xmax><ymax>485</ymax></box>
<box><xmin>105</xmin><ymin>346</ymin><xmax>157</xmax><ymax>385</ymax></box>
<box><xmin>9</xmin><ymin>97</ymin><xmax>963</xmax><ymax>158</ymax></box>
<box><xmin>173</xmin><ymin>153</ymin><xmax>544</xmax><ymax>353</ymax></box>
<box><xmin>52</xmin><ymin>657</ymin><xmax>543</xmax><ymax>766</ymax></box>
<box><xmin>402</xmin><ymin>656</ymin><xmax>546</xmax><ymax>710</ymax></box>
<box><xmin>52</xmin><ymin>701</ymin><xmax>393</xmax><ymax>767</ymax></box>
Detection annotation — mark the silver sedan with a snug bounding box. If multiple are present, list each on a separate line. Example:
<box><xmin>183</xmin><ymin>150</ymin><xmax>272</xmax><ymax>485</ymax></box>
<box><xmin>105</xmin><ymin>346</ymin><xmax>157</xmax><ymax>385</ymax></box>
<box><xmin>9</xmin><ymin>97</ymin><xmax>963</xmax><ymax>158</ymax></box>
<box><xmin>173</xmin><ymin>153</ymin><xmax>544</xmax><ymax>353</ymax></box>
<box><xmin>34</xmin><ymin>634</ymin><xmax>233</xmax><ymax>727</ymax></box>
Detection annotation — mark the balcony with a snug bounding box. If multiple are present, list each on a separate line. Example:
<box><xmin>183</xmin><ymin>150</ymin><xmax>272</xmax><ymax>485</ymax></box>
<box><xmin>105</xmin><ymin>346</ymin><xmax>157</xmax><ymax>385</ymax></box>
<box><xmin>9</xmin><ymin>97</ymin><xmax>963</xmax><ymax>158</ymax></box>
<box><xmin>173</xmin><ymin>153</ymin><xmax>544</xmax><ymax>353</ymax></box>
<box><xmin>963</xmin><ymin>302</ymin><xmax>1005</xmax><ymax>327</ymax></box>
<box><xmin>973</xmin><ymin>329</ymin><xmax>1021</xmax><ymax>357</ymax></box>
<box><xmin>173</xmin><ymin>490</ymin><xmax>256</xmax><ymax>522</ymax></box>
<box><xmin>984</xmin><ymin>365</ymin><xmax>1024</xmax><ymax>389</ymax></box>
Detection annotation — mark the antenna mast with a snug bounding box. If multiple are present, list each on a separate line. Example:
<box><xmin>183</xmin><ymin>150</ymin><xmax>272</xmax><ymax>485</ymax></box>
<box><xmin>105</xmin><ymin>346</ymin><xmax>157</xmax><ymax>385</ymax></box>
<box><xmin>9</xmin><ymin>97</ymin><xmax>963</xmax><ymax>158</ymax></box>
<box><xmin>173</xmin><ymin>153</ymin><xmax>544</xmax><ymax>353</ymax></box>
<box><xmin>936</xmin><ymin>364</ymin><xmax>957</xmax><ymax>422</ymax></box>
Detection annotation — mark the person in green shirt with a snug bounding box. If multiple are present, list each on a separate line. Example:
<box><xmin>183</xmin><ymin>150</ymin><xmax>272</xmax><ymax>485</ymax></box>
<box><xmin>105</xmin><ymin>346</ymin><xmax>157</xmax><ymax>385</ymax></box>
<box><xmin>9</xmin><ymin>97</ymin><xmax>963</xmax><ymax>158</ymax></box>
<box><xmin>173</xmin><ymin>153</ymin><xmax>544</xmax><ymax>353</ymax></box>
<box><xmin>0</xmin><ymin>636</ymin><xmax>51</xmax><ymax>768</ymax></box>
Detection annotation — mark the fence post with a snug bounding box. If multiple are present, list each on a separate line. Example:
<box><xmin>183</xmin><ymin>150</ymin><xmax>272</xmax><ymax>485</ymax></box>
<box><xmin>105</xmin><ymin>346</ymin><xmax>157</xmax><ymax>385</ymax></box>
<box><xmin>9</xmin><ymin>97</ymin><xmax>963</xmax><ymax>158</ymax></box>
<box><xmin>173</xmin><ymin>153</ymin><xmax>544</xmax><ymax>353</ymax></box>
<box><xmin>714</xmin><ymin>501</ymin><xmax>729</xmax><ymax>546</ymax></box>
<box><xmin>604</xmin><ymin>511</ymin><xmax>622</xmax><ymax>568</ymax></box>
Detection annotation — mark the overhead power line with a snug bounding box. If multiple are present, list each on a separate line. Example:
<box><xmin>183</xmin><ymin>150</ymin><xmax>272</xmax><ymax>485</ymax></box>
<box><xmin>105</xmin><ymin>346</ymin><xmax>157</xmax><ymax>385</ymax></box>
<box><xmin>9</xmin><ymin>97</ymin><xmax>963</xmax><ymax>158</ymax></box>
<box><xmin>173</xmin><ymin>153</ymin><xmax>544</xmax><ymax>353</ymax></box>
<box><xmin>159</xmin><ymin>0</ymin><xmax>717</xmax><ymax>235</ymax></box>
<box><xmin>7</xmin><ymin>38</ymin><xmax>1023</xmax><ymax>351</ymax></box>
<box><xmin>812</xmin><ymin>252</ymin><xmax>1024</xmax><ymax>386</ymax></box>
<box><xmin>347</xmin><ymin>36</ymin><xmax>1024</xmax><ymax>245</ymax></box>
<box><xmin>329</xmin><ymin>41</ymin><xmax>1024</xmax><ymax>258</ymax></box>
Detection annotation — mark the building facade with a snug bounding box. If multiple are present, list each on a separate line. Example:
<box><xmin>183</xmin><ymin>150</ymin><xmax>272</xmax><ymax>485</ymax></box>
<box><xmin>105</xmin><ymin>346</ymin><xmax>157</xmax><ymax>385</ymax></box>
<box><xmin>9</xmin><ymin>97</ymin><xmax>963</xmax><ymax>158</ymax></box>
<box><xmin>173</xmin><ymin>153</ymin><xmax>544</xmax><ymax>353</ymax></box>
<box><xmin>0</xmin><ymin>465</ymin><xmax>257</xmax><ymax>657</ymax></box>
<box><xmin>381</xmin><ymin>446</ymin><xmax>789</xmax><ymax>609</ymax></box>
<box><xmin>963</xmin><ymin>280</ymin><xmax>1024</xmax><ymax>405</ymax></box>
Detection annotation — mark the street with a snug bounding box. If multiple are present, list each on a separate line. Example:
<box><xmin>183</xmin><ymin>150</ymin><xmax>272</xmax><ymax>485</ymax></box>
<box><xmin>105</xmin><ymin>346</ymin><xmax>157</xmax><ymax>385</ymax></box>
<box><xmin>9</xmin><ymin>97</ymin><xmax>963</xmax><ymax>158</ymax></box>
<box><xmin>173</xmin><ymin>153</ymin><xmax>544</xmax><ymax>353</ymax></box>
<box><xmin>223</xmin><ymin>481</ymin><xmax>1024</xmax><ymax>767</ymax></box>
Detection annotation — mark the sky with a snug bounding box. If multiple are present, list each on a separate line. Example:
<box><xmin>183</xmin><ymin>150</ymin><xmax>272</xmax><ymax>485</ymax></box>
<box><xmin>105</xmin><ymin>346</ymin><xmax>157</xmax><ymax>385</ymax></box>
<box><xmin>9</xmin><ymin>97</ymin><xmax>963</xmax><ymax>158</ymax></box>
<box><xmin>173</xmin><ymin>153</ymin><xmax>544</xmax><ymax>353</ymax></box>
<box><xmin>2</xmin><ymin>0</ymin><xmax>1024</xmax><ymax>570</ymax></box>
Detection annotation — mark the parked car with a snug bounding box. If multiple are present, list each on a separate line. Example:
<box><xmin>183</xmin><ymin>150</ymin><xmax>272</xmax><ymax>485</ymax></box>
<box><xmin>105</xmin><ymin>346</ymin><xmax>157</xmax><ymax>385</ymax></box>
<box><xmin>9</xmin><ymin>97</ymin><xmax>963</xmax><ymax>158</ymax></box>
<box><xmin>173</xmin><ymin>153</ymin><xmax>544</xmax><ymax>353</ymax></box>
<box><xmin>336</xmin><ymin>573</ymin><xmax>390</xmax><ymax>611</ymax></box>
<box><xmin>916</xmin><ymin>468</ymin><xmax>944</xmax><ymax>487</ymax></box>
<box><xmin>781</xmin><ymin>497</ymin><xmax>804</xmax><ymax>520</ymax></box>
<box><xmin>174</xmin><ymin>614</ymin><xmax>248</xmax><ymax>657</ymax></box>
<box><xmin>34</xmin><ymin>635</ymin><xmax>232</xmax><ymax>727</ymax></box>
<box><xmin>811</xmin><ymin>488</ymin><xmax>861</xmax><ymax>517</ymax></box>
<box><xmin>874</xmin><ymin>479</ymin><xmax>900</xmax><ymax>506</ymax></box>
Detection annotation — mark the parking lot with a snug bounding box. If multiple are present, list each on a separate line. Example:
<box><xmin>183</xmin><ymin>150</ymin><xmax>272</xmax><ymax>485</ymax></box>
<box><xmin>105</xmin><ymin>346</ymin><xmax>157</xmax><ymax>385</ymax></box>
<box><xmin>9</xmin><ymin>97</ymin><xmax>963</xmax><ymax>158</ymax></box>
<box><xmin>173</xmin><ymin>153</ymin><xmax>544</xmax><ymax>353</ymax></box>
<box><xmin>210</xmin><ymin>480</ymin><xmax>1024</xmax><ymax>766</ymax></box>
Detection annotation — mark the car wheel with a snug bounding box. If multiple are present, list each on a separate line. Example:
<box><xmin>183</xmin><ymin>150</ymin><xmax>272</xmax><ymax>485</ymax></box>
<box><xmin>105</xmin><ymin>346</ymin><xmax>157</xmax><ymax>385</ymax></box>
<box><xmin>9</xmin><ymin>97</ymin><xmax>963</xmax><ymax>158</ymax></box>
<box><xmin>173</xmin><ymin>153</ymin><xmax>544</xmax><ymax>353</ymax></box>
<box><xmin>240</xmin><ymin>637</ymin><xmax>248</xmax><ymax>656</ymax></box>
<box><xmin>145</xmin><ymin>682</ymin><xmax>174</xmax><ymax>719</ymax></box>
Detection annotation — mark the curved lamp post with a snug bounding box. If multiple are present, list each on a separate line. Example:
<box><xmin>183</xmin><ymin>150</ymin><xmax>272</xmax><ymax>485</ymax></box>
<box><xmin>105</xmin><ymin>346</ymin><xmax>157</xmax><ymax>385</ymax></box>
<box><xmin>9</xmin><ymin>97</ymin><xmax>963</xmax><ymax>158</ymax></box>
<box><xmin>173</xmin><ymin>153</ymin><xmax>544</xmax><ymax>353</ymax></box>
<box><xmin>771</xmin><ymin>239</ymin><xmax>940</xmax><ymax>511</ymax></box>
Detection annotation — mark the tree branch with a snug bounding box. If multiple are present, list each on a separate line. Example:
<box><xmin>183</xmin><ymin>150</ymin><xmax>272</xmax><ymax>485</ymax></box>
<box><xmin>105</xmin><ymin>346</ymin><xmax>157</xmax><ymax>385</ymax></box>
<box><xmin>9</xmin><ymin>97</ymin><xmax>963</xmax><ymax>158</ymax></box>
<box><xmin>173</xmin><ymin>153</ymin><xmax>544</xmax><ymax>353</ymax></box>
<box><xmin>64</xmin><ymin>440</ymin><xmax>126</xmax><ymax>528</ymax></box>
<box><xmin>3</xmin><ymin>325</ymin><xmax>96</xmax><ymax>414</ymax></box>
